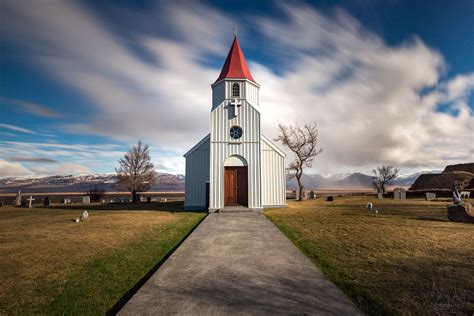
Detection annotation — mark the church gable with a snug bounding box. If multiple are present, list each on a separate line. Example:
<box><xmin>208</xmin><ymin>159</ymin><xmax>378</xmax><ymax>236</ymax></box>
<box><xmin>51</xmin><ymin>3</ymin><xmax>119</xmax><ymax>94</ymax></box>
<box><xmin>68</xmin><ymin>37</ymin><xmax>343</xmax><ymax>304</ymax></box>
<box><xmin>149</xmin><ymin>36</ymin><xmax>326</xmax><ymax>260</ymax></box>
<box><xmin>183</xmin><ymin>134</ymin><xmax>210</xmax><ymax>158</ymax></box>
<box><xmin>211</xmin><ymin>100</ymin><xmax>260</xmax><ymax>143</ymax></box>
<box><xmin>261</xmin><ymin>135</ymin><xmax>286</xmax><ymax>158</ymax></box>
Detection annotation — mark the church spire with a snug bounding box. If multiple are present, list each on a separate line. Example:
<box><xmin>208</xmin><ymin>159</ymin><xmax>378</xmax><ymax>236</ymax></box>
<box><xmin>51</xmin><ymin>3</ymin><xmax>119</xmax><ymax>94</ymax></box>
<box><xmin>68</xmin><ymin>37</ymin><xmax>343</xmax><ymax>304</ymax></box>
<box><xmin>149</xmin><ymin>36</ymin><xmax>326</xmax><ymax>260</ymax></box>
<box><xmin>214</xmin><ymin>35</ymin><xmax>257</xmax><ymax>84</ymax></box>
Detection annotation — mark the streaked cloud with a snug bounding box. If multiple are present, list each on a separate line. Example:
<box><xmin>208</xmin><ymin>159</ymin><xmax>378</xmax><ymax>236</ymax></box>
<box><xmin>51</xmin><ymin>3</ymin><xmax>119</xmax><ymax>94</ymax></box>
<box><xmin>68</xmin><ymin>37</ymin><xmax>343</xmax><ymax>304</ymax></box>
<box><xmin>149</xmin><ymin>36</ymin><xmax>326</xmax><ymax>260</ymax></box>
<box><xmin>0</xmin><ymin>97</ymin><xmax>62</xmax><ymax>118</ymax></box>
<box><xmin>9</xmin><ymin>156</ymin><xmax>58</xmax><ymax>163</ymax></box>
<box><xmin>0</xmin><ymin>0</ymin><xmax>472</xmax><ymax>177</ymax></box>
<box><xmin>0</xmin><ymin>159</ymin><xmax>33</xmax><ymax>177</ymax></box>
<box><xmin>0</xmin><ymin>123</ymin><xmax>36</xmax><ymax>134</ymax></box>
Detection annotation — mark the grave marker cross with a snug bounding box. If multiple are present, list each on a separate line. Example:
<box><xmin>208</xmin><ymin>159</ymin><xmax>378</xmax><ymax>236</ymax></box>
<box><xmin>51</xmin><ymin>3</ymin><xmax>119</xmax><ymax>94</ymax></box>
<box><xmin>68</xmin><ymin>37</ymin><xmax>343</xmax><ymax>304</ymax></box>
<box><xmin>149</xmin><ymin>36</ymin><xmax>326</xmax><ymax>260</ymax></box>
<box><xmin>27</xmin><ymin>196</ymin><xmax>35</xmax><ymax>208</ymax></box>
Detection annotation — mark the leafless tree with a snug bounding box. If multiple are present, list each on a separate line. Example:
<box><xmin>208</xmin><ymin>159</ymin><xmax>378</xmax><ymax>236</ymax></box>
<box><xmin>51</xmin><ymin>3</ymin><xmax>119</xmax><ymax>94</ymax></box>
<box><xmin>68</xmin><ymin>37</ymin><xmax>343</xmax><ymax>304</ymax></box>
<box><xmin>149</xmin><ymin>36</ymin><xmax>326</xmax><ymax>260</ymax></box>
<box><xmin>275</xmin><ymin>123</ymin><xmax>322</xmax><ymax>201</ymax></box>
<box><xmin>372</xmin><ymin>165</ymin><xmax>399</xmax><ymax>195</ymax></box>
<box><xmin>116</xmin><ymin>141</ymin><xmax>156</xmax><ymax>203</ymax></box>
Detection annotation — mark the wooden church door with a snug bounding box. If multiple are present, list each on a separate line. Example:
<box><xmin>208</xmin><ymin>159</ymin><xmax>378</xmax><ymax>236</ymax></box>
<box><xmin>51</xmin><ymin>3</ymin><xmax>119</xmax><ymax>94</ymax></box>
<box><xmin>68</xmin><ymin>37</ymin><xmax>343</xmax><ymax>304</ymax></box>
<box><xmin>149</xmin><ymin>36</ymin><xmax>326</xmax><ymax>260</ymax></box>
<box><xmin>224</xmin><ymin>167</ymin><xmax>248</xmax><ymax>207</ymax></box>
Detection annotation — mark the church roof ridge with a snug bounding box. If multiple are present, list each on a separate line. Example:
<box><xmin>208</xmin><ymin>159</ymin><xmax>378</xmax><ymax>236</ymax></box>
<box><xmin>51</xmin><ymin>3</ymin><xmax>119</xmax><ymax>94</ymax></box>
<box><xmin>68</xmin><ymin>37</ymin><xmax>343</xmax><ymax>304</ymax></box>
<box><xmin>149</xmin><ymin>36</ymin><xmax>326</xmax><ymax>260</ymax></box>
<box><xmin>214</xmin><ymin>35</ymin><xmax>256</xmax><ymax>84</ymax></box>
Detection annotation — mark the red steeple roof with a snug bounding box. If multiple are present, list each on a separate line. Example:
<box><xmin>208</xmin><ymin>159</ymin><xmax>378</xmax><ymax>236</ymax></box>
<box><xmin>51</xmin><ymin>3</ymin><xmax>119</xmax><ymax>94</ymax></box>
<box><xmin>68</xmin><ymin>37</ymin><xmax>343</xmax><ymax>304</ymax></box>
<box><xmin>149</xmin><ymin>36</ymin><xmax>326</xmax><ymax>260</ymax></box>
<box><xmin>214</xmin><ymin>35</ymin><xmax>257</xmax><ymax>84</ymax></box>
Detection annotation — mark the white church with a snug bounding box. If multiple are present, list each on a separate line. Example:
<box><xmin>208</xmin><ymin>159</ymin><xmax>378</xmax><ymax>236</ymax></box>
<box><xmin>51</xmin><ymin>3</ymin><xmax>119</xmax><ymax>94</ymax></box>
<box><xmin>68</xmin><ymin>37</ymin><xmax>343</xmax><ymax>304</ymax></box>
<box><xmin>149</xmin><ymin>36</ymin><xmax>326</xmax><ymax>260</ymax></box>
<box><xmin>184</xmin><ymin>35</ymin><xmax>286</xmax><ymax>212</ymax></box>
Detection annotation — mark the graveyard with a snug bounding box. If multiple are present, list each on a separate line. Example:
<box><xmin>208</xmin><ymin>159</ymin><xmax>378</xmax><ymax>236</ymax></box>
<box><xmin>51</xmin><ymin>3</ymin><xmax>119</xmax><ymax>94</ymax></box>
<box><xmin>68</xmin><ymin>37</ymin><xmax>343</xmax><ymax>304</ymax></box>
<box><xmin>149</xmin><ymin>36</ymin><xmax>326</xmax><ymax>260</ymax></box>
<box><xmin>266</xmin><ymin>196</ymin><xmax>474</xmax><ymax>315</ymax></box>
<box><xmin>0</xmin><ymin>203</ymin><xmax>205</xmax><ymax>314</ymax></box>
<box><xmin>1</xmin><ymin>195</ymin><xmax>472</xmax><ymax>314</ymax></box>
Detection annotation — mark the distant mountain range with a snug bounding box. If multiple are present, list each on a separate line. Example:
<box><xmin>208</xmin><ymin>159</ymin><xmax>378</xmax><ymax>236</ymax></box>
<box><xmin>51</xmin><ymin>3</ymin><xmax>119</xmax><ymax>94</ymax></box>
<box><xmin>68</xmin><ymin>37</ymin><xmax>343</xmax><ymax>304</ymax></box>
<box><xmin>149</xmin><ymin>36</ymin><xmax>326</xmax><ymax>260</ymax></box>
<box><xmin>286</xmin><ymin>171</ymin><xmax>437</xmax><ymax>190</ymax></box>
<box><xmin>0</xmin><ymin>170</ymin><xmax>437</xmax><ymax>194</ymax></box>
<box><xmin>0</xmin><ymin>173</ymin><xmax>185</xmax><ymax>194</ymax></box>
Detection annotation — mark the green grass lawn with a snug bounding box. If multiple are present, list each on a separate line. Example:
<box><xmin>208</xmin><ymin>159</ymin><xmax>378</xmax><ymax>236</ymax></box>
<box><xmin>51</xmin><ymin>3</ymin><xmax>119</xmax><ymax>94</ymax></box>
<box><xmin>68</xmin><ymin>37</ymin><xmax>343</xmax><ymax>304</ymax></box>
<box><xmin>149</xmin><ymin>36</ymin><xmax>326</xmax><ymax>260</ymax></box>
<box><xmin>0</xmin><ymin>202</ymin><xmax>206</xmax><ymax>315</ymax></box>
<box><xmin>265</xmin><ymin>197</ymin><xmax>474</xmax><ymax>315</ymax></box>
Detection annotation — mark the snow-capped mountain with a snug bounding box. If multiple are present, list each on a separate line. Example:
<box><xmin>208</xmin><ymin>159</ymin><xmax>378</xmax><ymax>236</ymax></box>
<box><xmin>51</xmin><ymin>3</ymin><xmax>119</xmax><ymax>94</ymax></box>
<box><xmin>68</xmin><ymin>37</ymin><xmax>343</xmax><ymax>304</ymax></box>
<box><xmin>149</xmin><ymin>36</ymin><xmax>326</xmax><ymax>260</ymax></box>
<box><xmin>0</xmin><ymin>173</ymin><xmax>185</xmax><ymax>193</ymax></box>
<box><xmin>286</xmin><ymin>171</ymin><xmax>431</xmax><ymax>189</ymax></box>
<box><xmin>391</xmin><ymin>171</ymin><xmax>441</xmax><ymax>187</ymax></box>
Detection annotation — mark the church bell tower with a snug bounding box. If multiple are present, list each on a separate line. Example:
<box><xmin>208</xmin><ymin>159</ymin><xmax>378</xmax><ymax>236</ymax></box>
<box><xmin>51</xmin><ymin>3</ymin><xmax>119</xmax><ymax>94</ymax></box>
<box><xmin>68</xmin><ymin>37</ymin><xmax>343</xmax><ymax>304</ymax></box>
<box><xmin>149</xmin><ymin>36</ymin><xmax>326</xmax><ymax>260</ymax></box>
<box><xmin>209</xmin><ymin>35</ymin><xmax>262</xmax><ymax>211</ymax></box>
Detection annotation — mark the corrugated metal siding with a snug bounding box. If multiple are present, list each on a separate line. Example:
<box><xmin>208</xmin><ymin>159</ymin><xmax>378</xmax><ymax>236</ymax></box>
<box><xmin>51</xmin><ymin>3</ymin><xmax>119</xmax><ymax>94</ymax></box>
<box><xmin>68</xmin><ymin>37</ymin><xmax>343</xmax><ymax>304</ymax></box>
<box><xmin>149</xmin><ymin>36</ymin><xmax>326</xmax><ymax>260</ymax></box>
<box><xmin>184</xmin><ymin>137</ymin><xmax>210</xmax><ymax>209</ymax></box>
<box><xmin>211</xmin><ymin>100</ymin><xmax>260</xmax><ymax>143</ymax></box>
<box><xmin>261</xmin><ymin>138</ymin><xmax>286</xmax><ymax>206</ymax></box>
<box><xmin>210</xmin><ymin>142</ymin><xmax>262</xmax><ymax>209</ymax></box>
<box><xmin>244</xmin><ymin>81</ymin><xmax>259</xmax><ymax>105</ymax></box>
<box><xmin>212</xmin><ymin>81</ymin><xmax>225</xmax><ymax>110</ymax></box>
<box><xmin>210</xmin><ymin>99</ymin><xmax>262</xmax><ymax>210</ymax></box>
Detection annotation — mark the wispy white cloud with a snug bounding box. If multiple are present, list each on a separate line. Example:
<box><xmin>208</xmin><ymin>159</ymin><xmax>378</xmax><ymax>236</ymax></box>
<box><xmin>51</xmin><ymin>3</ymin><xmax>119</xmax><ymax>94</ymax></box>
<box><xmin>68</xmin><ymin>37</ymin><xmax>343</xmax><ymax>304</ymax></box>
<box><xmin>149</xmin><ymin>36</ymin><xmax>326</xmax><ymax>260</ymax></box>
<box><xmin>0</xmin><ymin>159</ymin><xmax>33</xmax><ymax>177</ymax></box>
<box><xmin>0</xmin><ymin>141</ymin><xmax>121</xmax><ymax>176</ymax></box>
<box><xmin>9</xmin><ymin>156</ymin><xmax>58</xmax><ymax>163</ymax></box>
<box><xmin>0</xmin><ymin>97</ymin><xmax>62</xmax><ymax>118</ymax></box>
<box><xmin>51</xmin><ymin>162</ymin><xmax>91</xmax><ymax>176</ymax></box>
<box><xmin>0</xmin><ymin>123</ymin><xmax>36</xmax><ymax>134</ymax></box>
<box><xmin>254</xmin><ymin>3</ymin><xmax>473</xmax><ymax>173</ymax></box>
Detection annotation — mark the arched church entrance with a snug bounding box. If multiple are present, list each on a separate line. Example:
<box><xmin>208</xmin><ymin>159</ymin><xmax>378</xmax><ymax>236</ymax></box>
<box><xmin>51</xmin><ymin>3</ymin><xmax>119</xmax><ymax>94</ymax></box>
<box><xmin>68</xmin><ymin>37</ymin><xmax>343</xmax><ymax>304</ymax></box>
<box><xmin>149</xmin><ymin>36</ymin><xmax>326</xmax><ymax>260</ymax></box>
<box><xmin>224</xmin><ymin>155</ymin><xmax>248</xmax><ymax>207</ymax></box>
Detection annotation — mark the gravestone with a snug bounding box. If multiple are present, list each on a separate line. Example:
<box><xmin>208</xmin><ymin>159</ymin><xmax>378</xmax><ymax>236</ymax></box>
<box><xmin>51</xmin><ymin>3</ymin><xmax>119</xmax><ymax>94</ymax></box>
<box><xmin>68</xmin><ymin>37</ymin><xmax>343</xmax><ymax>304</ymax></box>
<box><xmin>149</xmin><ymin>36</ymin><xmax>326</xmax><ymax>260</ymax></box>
<box><xmin>0</xmin><ymin>201</ymin><xmax>3</xmax><ymax>207</ymax></box>
<box><xmin>61</xmin><ymin>198</ymin><xmax>71</xmax><ymax>204</ymax></box>
<box><xmin>112</xmin><ymin>197</ymin><xmax>121</xmax><ymax>203</ymax></box>
<box><xmin>425</xmin><ymin>192</ymin><xmax>436</xmax><ymax>201</ymax></box>
<box><xmin>377</xmin><ymin>193</ymin><xmax>384</xmax><ymax>199</ymax></box>
<box><xmin>367</xmin><ymin>202</ymin><xmax>379</xmax><ymax>216</ymax></box>
<box><xmin>43</xmin><ymin>196</ymin><xmax>50</xmax><ymax>207</ymax></box>
<box><xmin>309</xmin><ymin>191</ymin><xmax>315</xmax><ymax>199</ymax></box>
<box><xmin>460</xmin><ymin>191</ymin><xmax>471</xmax><ymax>199</ymax></box>
<box><xmin>15</xmin><ymin>190</ymin><xmax>22</xmax><ymax>206</ymax></box>
<box><xmin>27</xmin><ymin>196</ymin><xmax>35</xmax><ymax>208</ymax></box>
<box><xmin>80</xmin><ymin>210</ymin><xmax>89</xmax><ymax>221</ymax></box>
<box><xmin>296</xmin><ymin>187</ymin><xmax>305</xmax><ymax>200</ymax></box>
<box><xmin>146</xmin><ymin>197</ymin><xmax>152</xmax><ymax>203</ymax></box>
<box><xmin>326</xmin><ymin>195</ymin><xmax>333</xmax><ymax>202</ymax></box>
<box><xmin>74</xmin><ymin>210</ymin><xmax>90</xmax><ymax>223</ymax></box>
<box><xmin>393</xmin><ymin>188</ymin><xmax>406</xmax><ymax>200</ymax></box>
<box><xmin>82</xmin><ymin>196</ymin><xmax>90</xmax><ymax>204</ymax></box>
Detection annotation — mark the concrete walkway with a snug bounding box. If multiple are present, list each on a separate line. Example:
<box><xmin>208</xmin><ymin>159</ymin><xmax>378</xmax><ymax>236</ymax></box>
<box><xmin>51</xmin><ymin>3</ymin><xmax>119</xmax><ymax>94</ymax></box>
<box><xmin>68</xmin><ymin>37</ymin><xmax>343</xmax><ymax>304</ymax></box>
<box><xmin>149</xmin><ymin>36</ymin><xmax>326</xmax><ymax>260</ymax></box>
<box><xmin>119</xmin><ymin>211</ymin><xmax>361</xmax><ymax>315</ymax></box>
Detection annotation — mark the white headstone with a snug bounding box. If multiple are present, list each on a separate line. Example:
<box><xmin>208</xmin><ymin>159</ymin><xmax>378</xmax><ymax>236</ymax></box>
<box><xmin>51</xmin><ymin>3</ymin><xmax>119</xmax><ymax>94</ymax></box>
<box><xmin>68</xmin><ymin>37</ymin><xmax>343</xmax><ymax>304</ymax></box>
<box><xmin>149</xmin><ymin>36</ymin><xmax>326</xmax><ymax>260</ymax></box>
<box><xmin>82</xmin><ymin>196</ymin><xmax>90</xmax><ymax>204</ymax></box>
<box><xmin>377</xmin><ymin>193</ymin><xmax>384</xmax><ymax>199</ymax></box>
<box><xmin>393</xmin><ymin>188</ymin><xmax>406</xmax><ymax>200</ymax></box>
<box><xmin>80</xmin><ymin>210</ymin><xmax>89</xmax><ymax>221</ymax></box>
<box><xmin>425</xmin><ymin>192</ymin><xmax>436</xmax><ymax>201</ymax></box>
<box><xmin>15</xmin><ymin>190</ymin><xmax>22</xmax><ymax>206</ymax></box>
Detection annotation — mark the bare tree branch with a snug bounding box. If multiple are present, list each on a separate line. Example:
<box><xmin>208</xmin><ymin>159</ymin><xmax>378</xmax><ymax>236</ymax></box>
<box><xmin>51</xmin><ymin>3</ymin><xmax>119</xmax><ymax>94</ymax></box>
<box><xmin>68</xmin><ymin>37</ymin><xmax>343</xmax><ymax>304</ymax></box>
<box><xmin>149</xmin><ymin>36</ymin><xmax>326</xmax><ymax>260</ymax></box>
<box><xmin>372</xmin><ymin>165</ymin><xmax>399</xmax><ymax>195</ymax></box>
<box><xmin>275</xmin><ymin>122</ymin><xmax>322</xmax><ymax>201</ymax></box>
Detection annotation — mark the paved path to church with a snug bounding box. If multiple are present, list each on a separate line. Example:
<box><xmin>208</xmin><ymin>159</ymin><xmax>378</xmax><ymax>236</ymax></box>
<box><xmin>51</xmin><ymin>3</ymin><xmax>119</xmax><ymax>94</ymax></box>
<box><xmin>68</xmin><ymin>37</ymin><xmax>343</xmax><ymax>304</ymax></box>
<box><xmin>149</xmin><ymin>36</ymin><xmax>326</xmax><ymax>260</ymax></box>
<box><xmin>119</xmin><ymin>211</ymin><xmax>362</xmax><ymax>315</ymax></box>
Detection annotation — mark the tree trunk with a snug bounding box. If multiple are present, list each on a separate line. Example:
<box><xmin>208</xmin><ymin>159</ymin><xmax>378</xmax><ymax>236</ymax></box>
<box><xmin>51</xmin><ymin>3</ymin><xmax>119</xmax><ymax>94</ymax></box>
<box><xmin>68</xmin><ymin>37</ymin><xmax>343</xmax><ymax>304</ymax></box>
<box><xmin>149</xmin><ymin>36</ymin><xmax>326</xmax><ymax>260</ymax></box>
<box><xmin>132</xmin><ymin>190</ymin><xmax>139</xmax><ymax>203</ymax></box>
<box><xmin>296</xmin><ymin>175</ymin><xmax>304</xmax><ymax>201</ymax></box>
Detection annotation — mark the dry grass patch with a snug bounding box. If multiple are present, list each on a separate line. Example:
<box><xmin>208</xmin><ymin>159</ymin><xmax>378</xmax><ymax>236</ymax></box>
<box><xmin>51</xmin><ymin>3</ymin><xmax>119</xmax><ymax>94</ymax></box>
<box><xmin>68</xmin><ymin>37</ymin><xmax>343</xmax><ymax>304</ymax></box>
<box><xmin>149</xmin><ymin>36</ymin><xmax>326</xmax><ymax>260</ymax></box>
<box><xmin>266</xmin><ymin>197</ymin><xmax>474</xmax><ymax>315</ymax></box>
<box><xmin>0</xmin><ymin>205</ymin><xmax>205</xmax><ymax>314</ymax></box>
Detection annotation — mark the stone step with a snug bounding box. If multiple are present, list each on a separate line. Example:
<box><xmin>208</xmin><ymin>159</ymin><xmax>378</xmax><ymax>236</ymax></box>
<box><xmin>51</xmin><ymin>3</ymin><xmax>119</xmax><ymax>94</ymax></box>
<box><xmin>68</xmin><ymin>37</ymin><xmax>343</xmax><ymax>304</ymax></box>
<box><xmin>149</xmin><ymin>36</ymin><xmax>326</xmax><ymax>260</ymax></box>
<box><xmin>218</xmin><ymin>207</ymin><xmax>253</xmax><ymax>213</ymax></box>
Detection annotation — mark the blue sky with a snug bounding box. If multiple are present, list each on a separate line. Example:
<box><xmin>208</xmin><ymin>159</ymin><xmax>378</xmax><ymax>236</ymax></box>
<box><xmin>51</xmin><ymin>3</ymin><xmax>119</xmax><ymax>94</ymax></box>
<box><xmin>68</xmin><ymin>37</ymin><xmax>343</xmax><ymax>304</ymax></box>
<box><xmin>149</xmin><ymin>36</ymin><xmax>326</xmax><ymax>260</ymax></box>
<box><xmin>0</xmin><ymin>0</ymin><xmax>473</xmax><ymax>177</ymax></box>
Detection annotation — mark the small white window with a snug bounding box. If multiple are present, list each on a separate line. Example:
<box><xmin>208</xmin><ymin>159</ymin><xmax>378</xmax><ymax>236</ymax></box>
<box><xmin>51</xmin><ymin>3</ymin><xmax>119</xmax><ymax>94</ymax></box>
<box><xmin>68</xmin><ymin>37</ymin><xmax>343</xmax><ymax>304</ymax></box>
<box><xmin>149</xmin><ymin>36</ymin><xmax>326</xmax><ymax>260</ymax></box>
<box><xmin>232</xmin><ymin>83</ymin><xmax>240</xmax><ymax>97</ymax></box>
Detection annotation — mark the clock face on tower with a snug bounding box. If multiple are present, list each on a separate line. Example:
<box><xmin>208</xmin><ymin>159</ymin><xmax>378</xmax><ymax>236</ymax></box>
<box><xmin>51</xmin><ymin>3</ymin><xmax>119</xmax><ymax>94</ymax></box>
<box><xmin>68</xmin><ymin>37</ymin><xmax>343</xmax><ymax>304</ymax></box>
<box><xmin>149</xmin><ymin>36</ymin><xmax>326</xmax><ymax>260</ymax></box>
<box><xmin>230</xmin><ymin>126</ymin><xmax>243</xmax><ymax>139</ymax></box>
